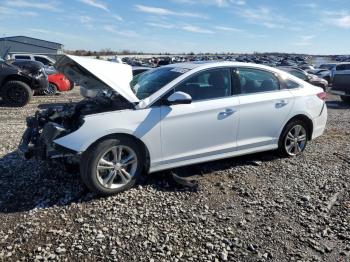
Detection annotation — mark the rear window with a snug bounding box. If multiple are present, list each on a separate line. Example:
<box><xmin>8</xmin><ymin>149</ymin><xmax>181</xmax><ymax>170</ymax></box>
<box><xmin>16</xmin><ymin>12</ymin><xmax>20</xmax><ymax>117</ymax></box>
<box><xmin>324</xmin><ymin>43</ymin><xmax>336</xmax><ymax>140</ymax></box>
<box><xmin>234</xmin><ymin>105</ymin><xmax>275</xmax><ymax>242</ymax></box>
<box><xmin>34</xmin><ymin>56</ymin><xmax>51</xmax><ymax>65</ymax></box>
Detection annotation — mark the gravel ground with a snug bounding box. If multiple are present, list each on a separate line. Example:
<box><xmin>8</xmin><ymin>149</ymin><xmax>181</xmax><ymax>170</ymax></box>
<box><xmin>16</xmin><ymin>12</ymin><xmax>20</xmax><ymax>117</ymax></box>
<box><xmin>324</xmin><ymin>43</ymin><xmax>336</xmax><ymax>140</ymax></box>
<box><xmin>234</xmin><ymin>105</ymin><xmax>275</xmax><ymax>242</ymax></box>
<box><xmin>0</xmin><ymin>90</ymin><xmax>349</xmax><ymax>261</ymax></box>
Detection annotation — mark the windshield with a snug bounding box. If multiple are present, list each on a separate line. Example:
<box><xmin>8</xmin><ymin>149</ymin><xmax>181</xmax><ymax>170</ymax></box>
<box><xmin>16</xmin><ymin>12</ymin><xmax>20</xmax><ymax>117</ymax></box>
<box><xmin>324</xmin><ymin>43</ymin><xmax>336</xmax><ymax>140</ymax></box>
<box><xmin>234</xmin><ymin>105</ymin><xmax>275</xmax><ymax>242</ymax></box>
<box><xmin>130</xmin><ymin>67</ymin><xmax>186</xmax><ymax>99</ymax></box>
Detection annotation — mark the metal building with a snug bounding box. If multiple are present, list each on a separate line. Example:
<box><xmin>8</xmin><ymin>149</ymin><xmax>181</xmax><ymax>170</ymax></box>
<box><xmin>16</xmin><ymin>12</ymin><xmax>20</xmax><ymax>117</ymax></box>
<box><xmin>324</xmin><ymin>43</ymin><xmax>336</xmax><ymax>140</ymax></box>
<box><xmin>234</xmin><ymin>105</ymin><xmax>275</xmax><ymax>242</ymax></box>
<box><xmin>0</xmin><ymin>36</ymin><xmax>64</xmax><ymax>58</ymax></box>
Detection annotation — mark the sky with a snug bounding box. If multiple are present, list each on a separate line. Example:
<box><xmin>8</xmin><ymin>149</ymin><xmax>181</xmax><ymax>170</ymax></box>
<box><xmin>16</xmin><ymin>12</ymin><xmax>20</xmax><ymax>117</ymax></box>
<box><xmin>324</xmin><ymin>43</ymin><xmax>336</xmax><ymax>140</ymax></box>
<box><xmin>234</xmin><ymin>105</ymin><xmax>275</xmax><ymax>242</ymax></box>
<box><xmin>0</xmin><ymin>0</ymin><xmax>350</xmax><ymax>54</ymax></box>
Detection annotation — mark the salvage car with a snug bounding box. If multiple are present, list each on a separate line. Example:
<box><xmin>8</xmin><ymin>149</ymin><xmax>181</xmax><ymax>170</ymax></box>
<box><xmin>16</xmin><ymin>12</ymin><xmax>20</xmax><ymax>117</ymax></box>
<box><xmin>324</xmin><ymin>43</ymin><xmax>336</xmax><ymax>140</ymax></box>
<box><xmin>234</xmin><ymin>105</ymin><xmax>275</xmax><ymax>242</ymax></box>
<box><xmin>45</xmin><ymin>68</ymin><xmax>74</xmax><ymax>95</ymax></box>
<box><xmin>278</xmin><ymin>66</ymin><xmax>328</xmax><ymax>90</ymax></box>
<box><xmin>18</xmin><ymin>56</ymin><xmax>328</xmax><ymax>195</ymax></box>
<box><xmin>329</xmin><ymin>63</ymin><xmax>350</xmax><ymax>103</ymax></box>
<box><xmin>0</xmin><ymin>59</ymin><xmax>48</xmax><ymax>106</ymax></box>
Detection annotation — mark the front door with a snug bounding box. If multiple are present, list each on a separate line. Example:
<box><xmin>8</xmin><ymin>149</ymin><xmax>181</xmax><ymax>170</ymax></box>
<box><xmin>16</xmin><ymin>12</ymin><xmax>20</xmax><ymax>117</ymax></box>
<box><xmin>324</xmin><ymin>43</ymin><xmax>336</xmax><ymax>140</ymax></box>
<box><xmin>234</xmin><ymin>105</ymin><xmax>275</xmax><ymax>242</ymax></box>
<box><xmin>160</xmin><ymin>68</ymin><xmax>240</xmax><ymax>165</ymax></box>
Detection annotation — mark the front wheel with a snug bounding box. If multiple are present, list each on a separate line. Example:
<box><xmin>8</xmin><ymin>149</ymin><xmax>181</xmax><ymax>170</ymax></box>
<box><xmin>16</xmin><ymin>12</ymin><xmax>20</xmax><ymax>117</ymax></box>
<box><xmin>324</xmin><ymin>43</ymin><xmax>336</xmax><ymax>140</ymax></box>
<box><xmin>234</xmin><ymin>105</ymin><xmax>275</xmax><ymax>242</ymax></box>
<box><xmin>1</xmin><ymin>81</ymin><xmax>32</xmax><ymax>107</ymax></box>
<box><xmin>278</xmin><ymin>120</ymin><xmax>308</xmax><ymax>157</ymax></box>
<box><xmin>80</xmin><ymin>137</ymin><xmax>144</xmax><ymax>196</ymax></box>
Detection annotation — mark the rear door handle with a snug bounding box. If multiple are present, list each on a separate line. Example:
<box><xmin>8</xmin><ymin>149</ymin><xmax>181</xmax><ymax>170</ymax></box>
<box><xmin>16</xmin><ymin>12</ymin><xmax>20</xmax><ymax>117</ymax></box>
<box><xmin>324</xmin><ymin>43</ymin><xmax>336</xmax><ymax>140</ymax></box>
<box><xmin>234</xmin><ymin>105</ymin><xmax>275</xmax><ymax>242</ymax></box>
<box><xmin>275</xmin><ymin>100</ymin><xmax>288</xmax><ymax>108</ymax></box>
<box><xmin>219</xmin><ymin>108</ymin><xmax>236</xmax><ymax>116</ymax></box>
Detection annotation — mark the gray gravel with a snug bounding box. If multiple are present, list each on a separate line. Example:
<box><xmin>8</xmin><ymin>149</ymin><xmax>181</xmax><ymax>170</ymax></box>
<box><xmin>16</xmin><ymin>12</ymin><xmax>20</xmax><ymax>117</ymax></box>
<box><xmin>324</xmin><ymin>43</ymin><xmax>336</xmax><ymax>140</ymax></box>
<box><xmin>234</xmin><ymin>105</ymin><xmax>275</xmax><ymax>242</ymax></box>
<box><xmin>0</xmin><ymin>90</ymin><xmax>349</xmax><ymax>261</ymax></box>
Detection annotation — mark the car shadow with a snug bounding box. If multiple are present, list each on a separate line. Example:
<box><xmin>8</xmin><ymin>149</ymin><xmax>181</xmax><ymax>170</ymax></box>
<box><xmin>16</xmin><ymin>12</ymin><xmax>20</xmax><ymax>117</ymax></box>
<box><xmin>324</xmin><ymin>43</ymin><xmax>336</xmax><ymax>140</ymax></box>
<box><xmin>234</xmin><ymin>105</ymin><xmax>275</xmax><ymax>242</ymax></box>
<box><xmin>326</xmin><ymin>100</ymin><xmax>350</xmax><ymax>109</ymax></box>
<box><xmin>0</xmin><ymin>150</ymin><xmax>278</xmax><ymax>214</ymax></box>
<box><xmin>37</xmin><ymin>102</ymin><xmax>75</xmax><ymax>110</ymax></box>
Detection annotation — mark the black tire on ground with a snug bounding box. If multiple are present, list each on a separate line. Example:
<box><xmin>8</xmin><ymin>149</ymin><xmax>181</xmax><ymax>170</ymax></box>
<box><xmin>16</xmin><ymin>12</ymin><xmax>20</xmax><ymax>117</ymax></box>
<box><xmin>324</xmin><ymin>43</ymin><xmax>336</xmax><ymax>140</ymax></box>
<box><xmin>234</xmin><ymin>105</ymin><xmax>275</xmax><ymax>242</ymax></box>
<box><xmin>278</xmin><ymin>119</ymin><xmax>309</xmax><ymax>157</ymax></box>
<box><xmin>43</xmin><ymin>83</ymin><xmax>57</xmax><ymax>96</ymax></box>
<box><xmin>340</xmin><ymin>96</ymin><xmax>350</xmax><ymax>104</ymax></box>
<box><xmin>1</xmin><ymin>80</ymin><xmax>32</xmax><ymax>107</ymax></box>
<box><xmin>80</xmin><ymin>137</ymin><xmax>145</xmax><ymax>196</ymax></box>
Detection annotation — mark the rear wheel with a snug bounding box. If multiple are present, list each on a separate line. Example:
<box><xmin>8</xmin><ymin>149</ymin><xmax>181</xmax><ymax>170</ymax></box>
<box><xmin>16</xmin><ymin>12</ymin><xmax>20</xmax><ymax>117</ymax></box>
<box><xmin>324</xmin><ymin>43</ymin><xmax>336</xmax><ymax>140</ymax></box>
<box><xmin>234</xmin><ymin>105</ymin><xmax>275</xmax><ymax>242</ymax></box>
<box><xmin>340</xmin><ymin>96</ymin><xmax>350</xmax><ymax>104</ymax></box>
<box><xmin>1</xmin><ymin>80</ymin><xmax>32</xmax><ymax>107</ymax></box>
<box><xmin>278</xmin><ymin>120</ymin><xmax>308</xmax><ymax>157</ymax></box>
<box><xmin>80</xmin><ymin>137</ymin><xmax>144</xmax><ymax>196</ymax></box>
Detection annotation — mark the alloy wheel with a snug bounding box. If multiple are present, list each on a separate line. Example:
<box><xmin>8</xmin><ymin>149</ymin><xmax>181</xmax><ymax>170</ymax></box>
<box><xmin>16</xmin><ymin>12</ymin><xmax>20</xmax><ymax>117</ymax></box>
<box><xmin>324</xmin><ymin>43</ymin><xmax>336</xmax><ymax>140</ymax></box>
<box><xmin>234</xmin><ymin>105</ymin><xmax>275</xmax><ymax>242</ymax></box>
<box><xmin>44</xmin><ymin>83</ymin><xmax>57</xmax><ymax>95</ymax></box>
<box><xmin>96</xmin><ymin>145</ymin><xmax>138</xmax><ymax>189</ymax></box>
<box><xmin>284</xmin><ymin>125</ymin><xmax>307</xmax><ymax>156</ymax></box>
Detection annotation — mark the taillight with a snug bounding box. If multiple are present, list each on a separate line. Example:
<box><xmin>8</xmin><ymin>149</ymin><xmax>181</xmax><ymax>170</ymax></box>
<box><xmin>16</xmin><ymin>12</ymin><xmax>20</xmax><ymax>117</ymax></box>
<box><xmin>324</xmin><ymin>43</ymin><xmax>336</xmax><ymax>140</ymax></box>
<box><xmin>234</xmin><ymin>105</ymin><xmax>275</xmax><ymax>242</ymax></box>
<box><xmin>317</xmin><ymin>92</ymin><xmax>327</xmax><ymax>101</ymax></box>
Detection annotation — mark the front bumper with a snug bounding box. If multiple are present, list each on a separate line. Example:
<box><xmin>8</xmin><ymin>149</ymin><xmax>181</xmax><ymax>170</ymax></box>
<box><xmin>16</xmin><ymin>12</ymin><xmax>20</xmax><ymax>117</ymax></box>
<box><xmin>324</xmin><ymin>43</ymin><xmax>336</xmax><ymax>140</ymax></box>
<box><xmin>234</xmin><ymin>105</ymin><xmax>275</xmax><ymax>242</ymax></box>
<box><xmin>17</xmin><ymin>119</ymin><xmax>77</xmax><ymax>160</ymax></box>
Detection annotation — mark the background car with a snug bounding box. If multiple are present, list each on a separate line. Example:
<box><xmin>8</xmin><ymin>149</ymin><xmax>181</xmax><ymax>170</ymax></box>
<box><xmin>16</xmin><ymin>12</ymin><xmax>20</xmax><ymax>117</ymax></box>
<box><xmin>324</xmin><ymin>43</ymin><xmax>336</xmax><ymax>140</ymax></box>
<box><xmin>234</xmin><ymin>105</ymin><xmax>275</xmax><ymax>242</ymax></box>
<box><xmin>308</xmin><ymin>69</ymin><xmax>331</xmax><ymax>83</ymax></box>
<box><xmin>329</xmin><ymin>63</ymin><xmax>350</xmax><ymax>103</ymax></box>
<box><xmin>0</xmin><ymin>59</ymin><xmax>48</xmax><ymax>106</ymax></box>
<box><xmin>10</xmin><ymin>53</ymin><xmax>56</xmax><ymax>67</ymax></box>
<box><xmin>278</xmin><ymin>66</ymin><xmax>328</xmax><ymax>90</ymax></box>
<box><xmin>19</xmin><ymin>56</ymin><xmax>327</xmax><ymax>196</ymax></box>
<box><xmin>45</xmin><ymin>67</ymin><xmax>74</xmax><ymax>95</ymax></box>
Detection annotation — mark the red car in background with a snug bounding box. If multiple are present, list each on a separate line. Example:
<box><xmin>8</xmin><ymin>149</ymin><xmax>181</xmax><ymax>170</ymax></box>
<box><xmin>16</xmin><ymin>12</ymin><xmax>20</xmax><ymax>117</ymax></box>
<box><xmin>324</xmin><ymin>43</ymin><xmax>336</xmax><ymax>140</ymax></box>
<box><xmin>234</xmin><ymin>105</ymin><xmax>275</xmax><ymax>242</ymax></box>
<box><xmin>44</xmin><ymin>68</ymin><xmax>74</xmax><ymax>95</ymax></box>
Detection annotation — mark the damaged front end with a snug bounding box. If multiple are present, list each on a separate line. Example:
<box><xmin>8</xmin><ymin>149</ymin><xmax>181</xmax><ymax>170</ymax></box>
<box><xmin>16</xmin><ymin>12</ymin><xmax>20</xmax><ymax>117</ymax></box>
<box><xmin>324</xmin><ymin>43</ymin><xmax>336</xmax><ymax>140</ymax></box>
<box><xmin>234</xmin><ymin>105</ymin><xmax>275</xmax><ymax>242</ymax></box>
<box><xmin>18</xmin><ymin>90</ymin><xmax>134</xmax><ymax>162</ymax></box>
<box><xmin>17</xmin><ymin>55</ymin><xmax>137</xmax><ymax>164</ymax></box>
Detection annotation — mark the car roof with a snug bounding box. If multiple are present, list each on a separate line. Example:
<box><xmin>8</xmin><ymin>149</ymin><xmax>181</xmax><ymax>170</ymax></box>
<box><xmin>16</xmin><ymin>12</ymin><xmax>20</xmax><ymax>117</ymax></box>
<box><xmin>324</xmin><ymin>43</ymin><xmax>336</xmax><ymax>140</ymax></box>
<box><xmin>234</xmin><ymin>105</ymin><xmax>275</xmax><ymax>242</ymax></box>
<box><xmin>162</xmin><ymin>61</ymin><xmax>281</xmax><ymax>72</ymax></box>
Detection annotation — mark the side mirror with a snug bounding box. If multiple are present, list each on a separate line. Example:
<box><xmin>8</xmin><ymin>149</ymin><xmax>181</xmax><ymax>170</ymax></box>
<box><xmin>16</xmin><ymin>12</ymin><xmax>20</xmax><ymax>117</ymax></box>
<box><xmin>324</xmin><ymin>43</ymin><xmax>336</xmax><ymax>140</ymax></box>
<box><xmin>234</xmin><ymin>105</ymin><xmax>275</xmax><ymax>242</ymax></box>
<box><xmin>166</xmin><ymin>91</ymin><xmax>192</xmax><ymax>105</ymax></box>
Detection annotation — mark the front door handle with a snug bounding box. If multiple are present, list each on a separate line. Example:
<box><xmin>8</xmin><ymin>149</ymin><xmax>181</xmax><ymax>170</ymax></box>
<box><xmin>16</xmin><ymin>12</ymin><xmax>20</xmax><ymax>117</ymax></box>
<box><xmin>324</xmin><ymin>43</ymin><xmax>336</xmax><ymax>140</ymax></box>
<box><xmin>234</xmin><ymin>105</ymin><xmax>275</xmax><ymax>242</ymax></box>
<box><xmin>219</xmin><ymin>108</ymin><xmax>236</xmax><ymax>116</ymax></box>
<box><xmin>275</xmin><ymin>100</ymin><xmax>288</xmax><ymax>108</ymax></box>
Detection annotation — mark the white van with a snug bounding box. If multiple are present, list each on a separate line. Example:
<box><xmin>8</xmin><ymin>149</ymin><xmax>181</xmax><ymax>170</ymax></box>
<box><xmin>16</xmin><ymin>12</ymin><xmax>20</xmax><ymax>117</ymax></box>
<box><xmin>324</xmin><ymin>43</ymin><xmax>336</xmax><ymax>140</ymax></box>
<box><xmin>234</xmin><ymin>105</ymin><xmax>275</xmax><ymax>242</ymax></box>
<box><xmin>10</xmin><ymin>54</ymin><xmax>56</xmax><ymax>66</ymax></box>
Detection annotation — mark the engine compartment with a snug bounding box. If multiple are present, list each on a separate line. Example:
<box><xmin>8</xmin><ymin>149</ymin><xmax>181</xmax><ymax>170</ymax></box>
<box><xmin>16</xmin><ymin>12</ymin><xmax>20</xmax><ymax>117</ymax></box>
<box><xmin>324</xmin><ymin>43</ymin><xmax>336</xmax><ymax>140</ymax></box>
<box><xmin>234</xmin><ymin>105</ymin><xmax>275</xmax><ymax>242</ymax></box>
<box><xmin>18</xmin><ymin>90</ymin><xmax>134</xmax><ymax>160</ymax></box>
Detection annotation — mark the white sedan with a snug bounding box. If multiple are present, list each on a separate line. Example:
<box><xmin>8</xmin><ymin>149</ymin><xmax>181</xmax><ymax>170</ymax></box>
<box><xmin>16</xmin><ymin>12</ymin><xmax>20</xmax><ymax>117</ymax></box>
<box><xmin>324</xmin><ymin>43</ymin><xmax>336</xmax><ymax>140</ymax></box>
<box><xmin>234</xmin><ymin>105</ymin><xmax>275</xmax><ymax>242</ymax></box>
<box><xmin>18</xmin><ymin>56</ymin><xmax>327</xmax><ymax>195</ymax></box>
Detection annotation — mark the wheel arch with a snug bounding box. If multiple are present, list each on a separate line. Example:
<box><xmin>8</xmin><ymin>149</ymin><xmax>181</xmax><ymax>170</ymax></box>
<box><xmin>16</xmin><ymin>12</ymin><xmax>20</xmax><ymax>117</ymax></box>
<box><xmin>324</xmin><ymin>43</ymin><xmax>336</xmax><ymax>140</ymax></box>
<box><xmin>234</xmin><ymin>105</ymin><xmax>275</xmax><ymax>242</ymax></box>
<box><xmin>85</xmin><ymin>133</ymin><xmax>151</xmax><ymax>173</ymax></box>
<box><xmin>0</xmin><ymin>74</ymin><xmax>32</xmax><ymax>90</ymax></box>
<box><xmin>281</xmin><ymin>114</ymin><xmax>314</xmax><ymax>141</ymax></box>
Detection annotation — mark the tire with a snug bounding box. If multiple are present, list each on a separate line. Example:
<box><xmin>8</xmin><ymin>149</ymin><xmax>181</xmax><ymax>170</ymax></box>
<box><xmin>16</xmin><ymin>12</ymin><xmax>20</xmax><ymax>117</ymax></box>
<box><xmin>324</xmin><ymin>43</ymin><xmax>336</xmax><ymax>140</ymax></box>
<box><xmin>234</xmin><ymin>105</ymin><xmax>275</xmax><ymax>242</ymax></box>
<box><xmin>43</xmin><ymin>83</ymin><xmax>57</xmax><ymax>96</ymax></box>
<box><xmin>340</xmin><ymin>96</ymin><xmax>350</xmax><ymax>104</ymax></box>
<box><xmin>278</xmin><ymin>120</ymin><xmax>309</xmax><ymax>157</ymax></box>
<box><xmin>80</xmin><ymin>137</ymin><xmax>144</xmax><ymax>196</ymax></box>
<box><xmin>1</xmin><ymin>80</ymin><xmax>32</xmax><ymax>107</ymax></box>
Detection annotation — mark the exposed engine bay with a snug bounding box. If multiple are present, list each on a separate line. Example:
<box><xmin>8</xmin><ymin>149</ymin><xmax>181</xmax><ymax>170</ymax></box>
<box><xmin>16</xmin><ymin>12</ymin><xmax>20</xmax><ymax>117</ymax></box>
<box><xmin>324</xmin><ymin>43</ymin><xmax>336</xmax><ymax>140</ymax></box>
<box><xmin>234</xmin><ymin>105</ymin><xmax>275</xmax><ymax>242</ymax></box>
<box><xmin>18</xmin><ymin>88</ymin><xmax>133</xmax><ymax>160</ymax></box>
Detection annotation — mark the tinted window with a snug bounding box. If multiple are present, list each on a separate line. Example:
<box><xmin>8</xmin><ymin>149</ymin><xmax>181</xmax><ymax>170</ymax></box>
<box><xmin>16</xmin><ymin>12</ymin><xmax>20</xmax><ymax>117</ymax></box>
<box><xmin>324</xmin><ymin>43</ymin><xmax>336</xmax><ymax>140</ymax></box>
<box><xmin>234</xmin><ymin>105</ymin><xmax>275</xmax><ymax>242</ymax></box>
<box><xmin>285</xmin><ymin>79</ymin><xmax>300</xmax><ymax>89</ymax></box>
<box><xmin>336</xmin><ymin>64</ymin><xmax>350</xmax><ymax>71</ymax></box>
<box><xmin>175</xmin><ymin>68</ymin><xmax>231</xmax><ymax>101</ymax></box>
<box><xmin>237</xmin><ymin>68</ymin><xmax>279</xmax><ymax>94</ymax></box>
<box><xmin>34</xmin><ymin>56</ymin><xmax>50</xmax><ymax>65</ymax></box>
<box><xmin>132</xmin><ymin>69</ymin><xmax>149</xmax><ymax>76</ymax></box>
<box><xmin>131</xmin><ymin>67</ymin><xmax>185</xmax><ymax>100</ymax></box>
<box><xmin>15</xmin><ymin>55</ymin><xmax>30</xmax><ymax>60</ymax></box>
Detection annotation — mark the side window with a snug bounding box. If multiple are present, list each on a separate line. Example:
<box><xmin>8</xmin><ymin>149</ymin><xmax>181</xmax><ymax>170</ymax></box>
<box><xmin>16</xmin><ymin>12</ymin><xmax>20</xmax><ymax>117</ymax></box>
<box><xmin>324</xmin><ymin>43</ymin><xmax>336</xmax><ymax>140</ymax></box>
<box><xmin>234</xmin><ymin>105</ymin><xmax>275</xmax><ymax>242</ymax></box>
<box><xmin>175</xmin><ymin>68</ymin><xmax>231</xmax><ymax>101</ymax></box>
<box><xmin>237</xmin><ymin>68</ymin><xmax>279</xmax><ymax>94</ymax></box>
<box><xmin>15</xmin><ymin>55</ymin><xmax>31</xmax><ymax>60</ymax></box>
<box><xmin>285</xmin><ymin>79</ymin><xmax>300</xmax><ymax>89</ymax></box>
<box><xmin>336</xmin><ymin>64</ymin><xmax>350</xmax><ymax>71</ymax></box>
<box><xmin>34</xmin><ymin>56</ymin><xmax>50</xmax><ymax>65</ymax></box>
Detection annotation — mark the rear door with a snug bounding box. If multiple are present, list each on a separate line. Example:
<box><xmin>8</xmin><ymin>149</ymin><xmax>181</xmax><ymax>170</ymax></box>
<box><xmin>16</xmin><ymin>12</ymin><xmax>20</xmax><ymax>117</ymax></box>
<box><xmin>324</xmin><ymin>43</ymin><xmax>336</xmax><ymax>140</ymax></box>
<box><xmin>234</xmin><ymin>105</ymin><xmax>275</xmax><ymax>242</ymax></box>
<box><xmin>235</xmin><ymin>67</ymin><xmax>294</xmax><ymax>149</ymax></box>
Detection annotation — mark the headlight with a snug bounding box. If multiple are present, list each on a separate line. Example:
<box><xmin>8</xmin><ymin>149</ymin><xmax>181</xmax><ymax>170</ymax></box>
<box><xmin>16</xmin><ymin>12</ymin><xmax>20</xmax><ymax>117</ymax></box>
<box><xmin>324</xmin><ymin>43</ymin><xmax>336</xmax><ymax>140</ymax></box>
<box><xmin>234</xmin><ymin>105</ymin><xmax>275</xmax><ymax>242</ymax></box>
<box><xmin>31</xmin><ymin>68</ymin><xmax>47</xmax><ymax>79</ymax></box>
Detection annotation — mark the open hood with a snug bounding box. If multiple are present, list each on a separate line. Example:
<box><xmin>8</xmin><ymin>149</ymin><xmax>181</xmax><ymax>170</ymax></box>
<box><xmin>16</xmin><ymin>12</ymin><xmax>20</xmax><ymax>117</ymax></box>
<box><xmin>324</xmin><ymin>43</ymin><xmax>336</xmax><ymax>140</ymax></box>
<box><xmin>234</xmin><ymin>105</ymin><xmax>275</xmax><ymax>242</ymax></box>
<box><xmin>55</xmin><ymin>55</ymin><xmax>139</xmax><ymax>103</ymax></box>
